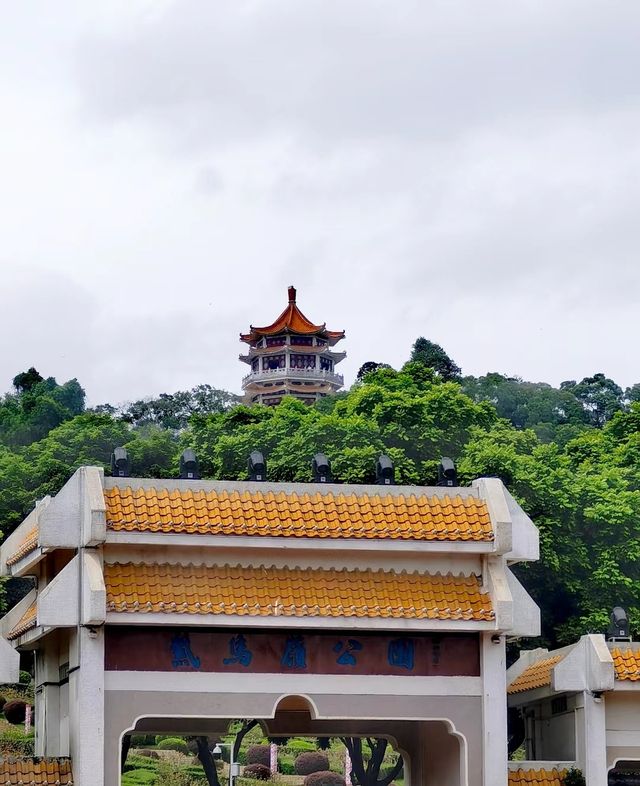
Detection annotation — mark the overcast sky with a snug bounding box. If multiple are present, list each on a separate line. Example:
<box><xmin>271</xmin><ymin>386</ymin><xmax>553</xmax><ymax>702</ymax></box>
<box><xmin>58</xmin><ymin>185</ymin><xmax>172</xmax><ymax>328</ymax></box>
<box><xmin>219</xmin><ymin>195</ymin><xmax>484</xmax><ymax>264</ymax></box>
<box><xmin>1</xmin><ymin>1</ymin><xmax>639</xmax><ymax>406</ymax></box>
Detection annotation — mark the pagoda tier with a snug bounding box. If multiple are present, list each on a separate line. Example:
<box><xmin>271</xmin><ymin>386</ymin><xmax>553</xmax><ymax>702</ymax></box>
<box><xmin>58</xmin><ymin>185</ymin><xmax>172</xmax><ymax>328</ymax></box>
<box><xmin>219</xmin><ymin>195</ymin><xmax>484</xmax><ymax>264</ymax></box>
<box><xmin>240</xmin><ymin>286</ymin><xmax>346</xmax><ymax>406</ymax></box>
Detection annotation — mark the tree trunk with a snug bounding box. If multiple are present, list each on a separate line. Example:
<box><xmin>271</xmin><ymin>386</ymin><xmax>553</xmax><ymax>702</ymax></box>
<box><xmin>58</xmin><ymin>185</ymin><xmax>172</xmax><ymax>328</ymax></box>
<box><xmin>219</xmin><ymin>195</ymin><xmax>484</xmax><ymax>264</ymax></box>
<box><xmin>233</xmin><ymin>719</ymin><xmax>259</xmax><ymax>762</ymax></box>
<box><xmin>196</xmin><ymin>736</ymin><xmax>222</xmax><ymax>786</ymax></box>
<box><xmin>120</xmin><ymin>735</ymin><xmax>131</xmax><ymax>774</ymax></box>
<box><xmin>340</xmin><ymin>737</ymin><xmax>403</xmax><ymax>786</ymax></box>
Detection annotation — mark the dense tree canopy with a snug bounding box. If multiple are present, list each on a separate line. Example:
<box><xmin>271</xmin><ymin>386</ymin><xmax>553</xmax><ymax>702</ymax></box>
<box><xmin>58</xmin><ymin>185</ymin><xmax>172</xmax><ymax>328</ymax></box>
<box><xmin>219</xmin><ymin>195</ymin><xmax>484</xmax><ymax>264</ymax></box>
<box><xmin>0</xmin><ymin>353</ymin><xmax>639</xmax><ymax>648</ymax></box>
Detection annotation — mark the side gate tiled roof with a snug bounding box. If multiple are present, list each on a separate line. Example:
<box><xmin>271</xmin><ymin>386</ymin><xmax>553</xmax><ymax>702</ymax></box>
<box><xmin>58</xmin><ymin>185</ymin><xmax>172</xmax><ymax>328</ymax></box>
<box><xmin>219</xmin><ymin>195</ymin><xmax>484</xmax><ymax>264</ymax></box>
<box><xmin>0</xmin><ymin>758</ymin><xmax>73</xmax><ymax>785</ymax></box>
<box><xmin>508</xmin><ymin>768</ymin><xmax>567</xmax><ymax>785</ymax></box>
<box><xmin>105</xmin><ymin>562</ymin><xmax>495</xmax><ymax>621</ymax></box>
<box><xmin>104</xmin><ymin>487</ymin><xmax>494</xmax><ymax>542</ymax></box>
<box><xmin>508</xmin><ymin>655</ymin><xmax>564</xmax><ymax>694</ymax></box>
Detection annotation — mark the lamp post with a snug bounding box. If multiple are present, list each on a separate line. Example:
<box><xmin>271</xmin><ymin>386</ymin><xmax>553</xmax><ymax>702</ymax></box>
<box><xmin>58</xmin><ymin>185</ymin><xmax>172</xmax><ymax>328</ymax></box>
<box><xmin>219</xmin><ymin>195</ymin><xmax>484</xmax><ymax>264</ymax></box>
<box><xmin>212</xmin><ymin>743</ymin><xmax>238</xmax><ymax>786</ymax></box>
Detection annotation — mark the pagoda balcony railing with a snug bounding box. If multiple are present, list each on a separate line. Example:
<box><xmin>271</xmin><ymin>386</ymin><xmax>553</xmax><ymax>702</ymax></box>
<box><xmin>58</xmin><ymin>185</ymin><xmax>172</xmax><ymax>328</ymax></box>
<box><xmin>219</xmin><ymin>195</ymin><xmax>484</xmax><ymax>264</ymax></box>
<box><xmin>242</xmin><ymin>368</ymin><xmax>344</xmax><ymax>388</ymax></box>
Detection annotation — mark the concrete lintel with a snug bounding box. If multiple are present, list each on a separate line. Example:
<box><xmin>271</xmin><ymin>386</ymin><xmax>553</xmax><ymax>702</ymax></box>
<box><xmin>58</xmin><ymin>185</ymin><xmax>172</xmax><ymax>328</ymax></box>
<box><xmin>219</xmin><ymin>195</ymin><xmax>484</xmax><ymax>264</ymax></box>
<box><xmin>83</xmin><ymin>551</ymin><xmax>106</xmax><ymax>625</ymax></box>
<box><xmin>106</xmin><ymin>670</ymin><xmax>484</xmax><ymax>697</ymax></box>
<box><xmin>502</xmin><ymin>488</ymin><xmax>539</xmax><ymax>563</ymax></box>
<box><xmin>505</xmin><ymin>568</ymin><xmax>540</xmax><ymax>637</ymax></box>
<box><xmin>507</xmin><ymin>760</ymin><xmax>576</xmax><ymax>771</ymax></box>
<box><xmin>40</xmin><ymin>469</ymin><xmax>82</xmax><ymax>548</ymax></box>
<box><xmin>0</xmin><ymin>634</ymin><xmax>20</xmax><ymax>682</ymax></box>
<box><xmin>39</xmin><ymin>556</ymin><xmax>79</xmax><ymax>627</ymax></box>
<box><xmin>82</xmin><ymin>466</ymin><xmax>106</xmax><ymax>546</ymax></box>
<box><xmin>553</xmin><ymin>635</ymin><xmax>614</xmax><ymax>693</ymax></box>
<box><xmin>105</xmin><ymin>611</ymin><xmax>496</xmax><ymax>633</ymax></box>
<box><xmin>485</xmin><ymin>557</ymin><xmax>513</xmax><ymax>631</ymax></box>
<box><xmin>473</xmin><ymin>478</ymin><xmax>512</xmax><ymax>554</ymax></box>
<box><xmin>105</xmin><ymin>530</ymin><xmax>495</xmax><ymax>556</ymax></box>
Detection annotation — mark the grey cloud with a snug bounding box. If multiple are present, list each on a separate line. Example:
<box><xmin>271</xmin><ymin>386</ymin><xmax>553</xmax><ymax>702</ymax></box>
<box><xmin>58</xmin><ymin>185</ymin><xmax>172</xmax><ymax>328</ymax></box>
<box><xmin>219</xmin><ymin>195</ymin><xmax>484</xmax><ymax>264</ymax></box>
<box><xmin>74</xmin><ymin>2</ymin><xmax>640</xmax><ymax>151</ymax></box>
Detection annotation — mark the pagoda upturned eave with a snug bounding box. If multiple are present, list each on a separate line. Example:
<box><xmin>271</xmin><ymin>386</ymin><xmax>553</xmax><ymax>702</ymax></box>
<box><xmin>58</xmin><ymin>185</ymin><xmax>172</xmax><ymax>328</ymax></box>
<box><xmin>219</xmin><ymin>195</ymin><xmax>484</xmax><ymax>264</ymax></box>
<box><xmin>240</xmin><ymin>285</ymin><xmax>345</xmax><ymax>346</ymax></box>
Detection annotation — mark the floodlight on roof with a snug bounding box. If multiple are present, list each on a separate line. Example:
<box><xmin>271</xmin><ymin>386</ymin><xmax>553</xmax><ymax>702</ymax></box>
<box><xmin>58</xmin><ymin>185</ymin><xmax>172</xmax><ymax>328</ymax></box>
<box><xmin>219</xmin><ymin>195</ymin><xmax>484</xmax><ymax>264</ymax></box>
<box><xmin>111</xmin><ymin>447</ymin><xmax>131</xmax><ymax>478</ymax></box>
<box><xmin>437</xmin><ymin>457</ymin><xmax>457</xmax><ymax>487</ymax></box>
<box><xmin>607</xmin><ymin>606</ymin><xmax>632</xmax><ymax>642</ymax></box>
<box><xmin>248</xmin><ymin>451</ymin><xmax>266</xmax><ymax>482</ymax></box>
<box><xmin>312</xmin><ymin>453</ymin><xmax>331</xmax><ymax>483</ymax></box>
<box><xmin>180</xmin><ymin>449</ymin><xmax>200</xmax><ymax>480</ymax></box>
<box><xmin>376</xmin><ymin>455</ymin><xmax>394</xmax><ymax>485</ymax></box>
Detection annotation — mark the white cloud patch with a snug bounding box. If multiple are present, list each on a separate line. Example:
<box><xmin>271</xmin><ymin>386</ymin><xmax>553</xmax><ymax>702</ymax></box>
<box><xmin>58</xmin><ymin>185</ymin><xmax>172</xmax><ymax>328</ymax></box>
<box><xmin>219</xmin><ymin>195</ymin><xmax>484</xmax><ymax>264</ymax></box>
<box><xmin>0</xmin><ymin>1</ymin><xmax>639</xmax><ymax>403</ymax></box>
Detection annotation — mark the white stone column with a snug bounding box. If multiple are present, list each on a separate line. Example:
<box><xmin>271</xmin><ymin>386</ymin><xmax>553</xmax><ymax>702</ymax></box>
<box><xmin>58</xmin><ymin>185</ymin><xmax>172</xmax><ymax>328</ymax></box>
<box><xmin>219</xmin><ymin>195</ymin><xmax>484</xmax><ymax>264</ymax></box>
<box><xmin>575</xmin><ymin>691</ymin><xmax>607</xmax><ymax>786</ymax></box>
<box><xmin>35</xmin><ymin>645</ymin><xmax>61</xmax><ymax>756</ymax></box>
<box><xmin>69</xmin><ymin>627</ymin><xmax>105</xmax><ymax>786</ymax></box>
<box><xmin>480</xmin><ymin>632</ymin><xmax>507</xmax><ymax>786</ymax></box>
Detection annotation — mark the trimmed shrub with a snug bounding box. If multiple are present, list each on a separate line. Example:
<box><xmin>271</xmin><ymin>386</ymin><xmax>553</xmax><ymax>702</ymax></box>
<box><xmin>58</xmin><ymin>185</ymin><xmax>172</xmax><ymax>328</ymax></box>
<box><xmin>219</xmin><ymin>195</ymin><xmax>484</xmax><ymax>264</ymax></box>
<box><xmin>243</xmin><ymin>763</ymin><xmax>271</xmax><ymax>780</ymax></box>
<box><xmin>304</xmin><ymin>771</ymin><xmax>346</xmax><ymax>786</ymax></box>
<box><xmin>295</xmin><ymin>752</ymin><xmax>330</xmax><ymax>776</ymax></box>
<box><xmin>4</xmin><ymin>699</ymin><xmax>28</xmax><ymax>725</ymax></box>
<box><xmin>0</xmin><ymin>695</ymin><xmax>6</xmax><ymax>711</ymax></box>
<box><xmin>156</xmin><ymin>737</ymin><xmax>189</xmax><ymax>754</ymax></box>
<box><xmin>247</xmin><ymin>744</ymin><xmax>271</xmax><ymax>766</ymax></box>
<box><xmin>19</xmin><ymin>670</ymin><xmax>31</xmax><ymax>685</ymax></box>
<box><xmin>137</xmin><ymin>749</ymin><xmax>160</xmax><ymax>759</ymax></box>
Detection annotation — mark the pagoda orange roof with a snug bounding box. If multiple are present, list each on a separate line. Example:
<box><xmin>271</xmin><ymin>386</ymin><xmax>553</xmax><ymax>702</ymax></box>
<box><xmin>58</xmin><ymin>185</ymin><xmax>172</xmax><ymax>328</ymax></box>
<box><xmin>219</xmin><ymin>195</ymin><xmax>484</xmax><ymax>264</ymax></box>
<box><xmin>240</xmin><ymin>286</ymin><xmax>345</xmax><ymax>344</ymax></box>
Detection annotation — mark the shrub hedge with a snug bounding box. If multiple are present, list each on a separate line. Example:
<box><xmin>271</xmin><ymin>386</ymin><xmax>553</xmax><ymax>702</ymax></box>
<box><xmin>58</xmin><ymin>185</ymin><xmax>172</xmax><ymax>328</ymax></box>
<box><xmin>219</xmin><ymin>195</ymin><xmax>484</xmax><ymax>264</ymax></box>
<box><xmin>4</xmin><ymin>700</ymin><xmax>28</xmax><ymax>725</ymax></box>
<box><xmin>295</xmin><ymin>752</ymin><xmax>330</xmax><ymax>776</ymax></box>
<box><xmin>243</xmin><ymin>763</ymin><xmax>271</xmax><ymax>780</ymax></box>
<box><xmin>247</xmin><ymin>744</ymin><xmax>271</xmax><ymax>766</ymax></box>
<box><xmin>304</xmin><ymin>771</ymin><xmax>346</xmax><ymax>786</ymax></box>
<box><xmin>156</xmin><ymin>737</ymin><xmax>190</xmax><ymax>754</ymax></box>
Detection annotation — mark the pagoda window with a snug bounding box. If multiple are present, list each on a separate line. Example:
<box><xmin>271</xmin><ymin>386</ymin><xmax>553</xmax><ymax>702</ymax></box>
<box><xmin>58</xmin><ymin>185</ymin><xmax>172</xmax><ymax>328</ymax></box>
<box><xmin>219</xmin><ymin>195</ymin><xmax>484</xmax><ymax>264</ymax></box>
<box><xmin>291</xmin><ymin>336</ymin><xmax>314</xmax><ymax>346</ymax></box>
<box><xmin>316</xmin><ymin>338</ymin><xmax>327</xmax><ymax>346</ymax></box>
<box><xmin>251</xmin><ymin>359</ymin><xmax>259</xmax><ymax>372</ymax></box>
<box><xmin>266</xmin><ymin>336</ymin><xmax>286</xmax><ymax>348</ymax></box>
<box><xmin>320</xmin><ymin>357</ymin><xmax>333</xmax><ymax>372</ymax></box>
<box><xmin>263</xmin><ymin>355</ymin><xmax>286</xmax><ymax>370</ymax></box>
<box><xmin>290</xmin><ymin>354</ymin><xmax>316</xmax><ymax>369</ymax></box>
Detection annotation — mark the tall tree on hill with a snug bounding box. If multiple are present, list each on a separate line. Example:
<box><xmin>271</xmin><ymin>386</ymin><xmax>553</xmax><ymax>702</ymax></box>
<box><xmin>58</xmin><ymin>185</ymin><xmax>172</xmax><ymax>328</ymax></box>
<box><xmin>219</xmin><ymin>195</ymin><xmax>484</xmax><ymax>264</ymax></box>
<box><xmin>409</xmin><ymin>338</ymin><xmax>461</xmax><ymax>381</ymax></box>
<box><xmin>560</xmin><ymin>373</ymin><xmax>624</xmax><ymax>427</ymax></box>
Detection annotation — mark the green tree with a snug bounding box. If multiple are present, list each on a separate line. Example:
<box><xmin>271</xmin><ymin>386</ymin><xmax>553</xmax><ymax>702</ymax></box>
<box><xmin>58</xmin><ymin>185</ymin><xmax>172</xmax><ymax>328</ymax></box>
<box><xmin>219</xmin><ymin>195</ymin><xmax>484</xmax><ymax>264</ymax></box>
<box><xmin>560</xmin><ymin>373</ymin><xmax>624</xmax><ymax>427</ymax></box>
<box><xmin>409</xmin><ymin>338</ymin><xmax>461</xmax><ymax>381</ymax></box>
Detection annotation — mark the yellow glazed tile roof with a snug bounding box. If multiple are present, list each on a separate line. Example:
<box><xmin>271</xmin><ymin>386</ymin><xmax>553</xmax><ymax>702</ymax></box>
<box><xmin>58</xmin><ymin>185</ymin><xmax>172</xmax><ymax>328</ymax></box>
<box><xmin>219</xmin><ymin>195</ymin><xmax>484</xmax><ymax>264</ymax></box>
<box><xmin>104</xmin><ymin>562</ymin><xmax>495</xmax><ymax>621</ymax></box>
<box><xmin>611</xmin><ymin>647</ymin><xmax>640</xmax><ymax>680</ymax></box>
<box><xmin>508</xmin><ymin>769</ymin><xmax>567</xmax><ymax>786</ymax></box>
<box><xmin>507</xmin><ymin>655</ymin><xmax>564</xmax><ymax>694</ymax></box>
<box><xmin>6</xmin><ymin>525</ymin><xmax>39</xmax><ymax>567</ymax></box>
<box><xmin>8</xmin><ymin>601</ymin><xmax>37</xmax><ymax>641</ymax></box>
<box><xmin>0</xmin><ymin>757</ymin><xmax>73</xmax><ymax>785</ymax></box>
<box><xmin>104</xmin><ymin>487</ymin><xmax>493</xmax><ymax>542</ymax></box>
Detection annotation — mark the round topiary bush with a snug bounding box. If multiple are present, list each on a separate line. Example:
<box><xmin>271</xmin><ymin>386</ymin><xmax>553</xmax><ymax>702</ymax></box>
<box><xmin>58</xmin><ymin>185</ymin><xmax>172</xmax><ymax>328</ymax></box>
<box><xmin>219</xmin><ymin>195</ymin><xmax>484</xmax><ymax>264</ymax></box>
<box><xmin>247</xmin><ymin>744</ymin><xmax>271</xmax><ymax>766</ymax></box>
<box><xmin>4</xmin><ymin>700</ymin><xmax>28</xmax><ymax>725</ymax></box>
<box><xmin>304</xmin><ymin>771</ymin><xmax>346</xmax><ymax>786</ymax></box>
<box><xmin>19</xmin><ymin>670</ymin><xmax>32</xmax><ymax>685</ymax></box>
<box><xmin>156</xmin><ymin>737</ymin><xmax>189</xmax><ymax>754</ymax></box>
<box><xmin>294</xmin><ymin>752</ymin><xmax>330</xmax><ymax>776</ymax></box>
<box><xmin>243</xmin><ymin>763</ymin><xmax>271</xmax><ymax>780</ymax></box>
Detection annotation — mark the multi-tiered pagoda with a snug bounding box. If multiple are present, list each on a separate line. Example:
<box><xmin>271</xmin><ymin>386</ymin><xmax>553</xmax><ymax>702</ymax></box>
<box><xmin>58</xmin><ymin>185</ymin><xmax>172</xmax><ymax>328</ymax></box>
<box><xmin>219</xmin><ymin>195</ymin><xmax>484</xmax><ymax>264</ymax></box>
<box><xmin>240</xmin><ymin>286</ymin><xmax>346</xmax><ymax>406</ymax></box>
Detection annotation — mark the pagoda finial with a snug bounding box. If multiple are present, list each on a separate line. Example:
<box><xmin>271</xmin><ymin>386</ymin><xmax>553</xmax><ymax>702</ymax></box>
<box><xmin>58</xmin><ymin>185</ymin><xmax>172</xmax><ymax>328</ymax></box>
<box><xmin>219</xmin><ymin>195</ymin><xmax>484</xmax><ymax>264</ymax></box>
<box><xmin>288</xmin><ymin>285</ymin><xmax>297</xmax><ymax>303</ymax></box>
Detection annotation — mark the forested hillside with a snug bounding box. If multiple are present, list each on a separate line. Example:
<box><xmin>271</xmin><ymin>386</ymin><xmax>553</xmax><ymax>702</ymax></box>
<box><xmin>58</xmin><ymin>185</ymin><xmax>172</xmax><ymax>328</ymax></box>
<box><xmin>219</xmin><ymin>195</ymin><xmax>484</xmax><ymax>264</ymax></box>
<box><xmin>1</xmin><ymin>342</ymin><xmax>639</xmax><ymax>648</ymax></box>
